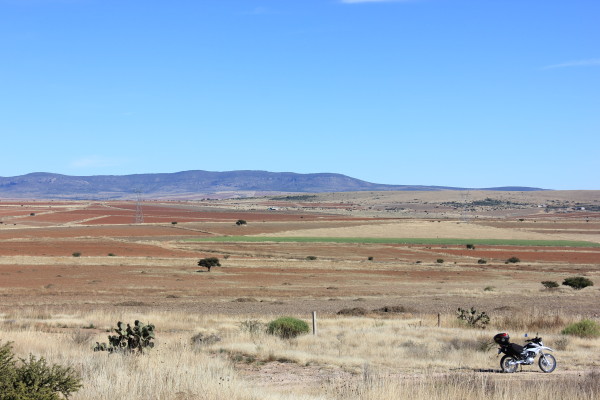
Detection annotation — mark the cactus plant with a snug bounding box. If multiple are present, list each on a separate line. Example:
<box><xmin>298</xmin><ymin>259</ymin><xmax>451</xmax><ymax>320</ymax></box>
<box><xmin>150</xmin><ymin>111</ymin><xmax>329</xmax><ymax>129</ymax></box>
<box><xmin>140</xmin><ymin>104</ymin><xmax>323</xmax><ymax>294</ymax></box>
<box><xmin>94</xmin><ymin>320</ymin><xmax>155</xmax><ymax>353</ymax></box>
<box><xmin>456</xmin><ymin>307</ymin><xmax>490</xmax><ymax>329</ymax></box>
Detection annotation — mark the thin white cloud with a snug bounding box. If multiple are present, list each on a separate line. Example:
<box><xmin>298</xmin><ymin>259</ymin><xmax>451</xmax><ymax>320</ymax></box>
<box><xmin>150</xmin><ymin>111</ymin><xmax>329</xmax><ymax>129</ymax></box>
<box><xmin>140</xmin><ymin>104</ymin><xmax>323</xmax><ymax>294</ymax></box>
<box><xmin>543</xmin><ymin>58</ymin><xmax>600</xmax><ymax>70</ymax></box>
<box><xmin>242</xmin><ymin>7</ymin><xmax>279</xmax><ymax>15</ymax></box>
<box><xmin>248</xmin><ymin>7</ymin><xmax>269</xmax><ymax>14</ymax></box>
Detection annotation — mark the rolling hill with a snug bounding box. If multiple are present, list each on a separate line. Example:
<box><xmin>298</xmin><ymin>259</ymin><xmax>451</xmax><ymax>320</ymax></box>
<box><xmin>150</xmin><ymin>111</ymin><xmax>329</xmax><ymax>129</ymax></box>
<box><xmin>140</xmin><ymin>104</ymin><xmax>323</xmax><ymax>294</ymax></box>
<box><xmin>0</xmin><ymin>170</ymin><xmax>544</xmax><ymax>200</ymax></box>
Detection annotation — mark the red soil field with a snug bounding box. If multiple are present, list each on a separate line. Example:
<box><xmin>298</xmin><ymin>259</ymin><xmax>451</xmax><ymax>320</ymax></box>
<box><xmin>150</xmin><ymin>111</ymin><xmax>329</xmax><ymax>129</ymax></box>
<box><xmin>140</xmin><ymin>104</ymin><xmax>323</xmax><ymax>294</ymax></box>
<box><xmin>439</xmin><ymin>247</ymin><xmax>600</xmax><ymax>264</ymax></box>
<box><xmin>0</xmin><ymin>239</ymin><xmax>202</xmax><ymax>258</ymax></box>
<box><xmin>0</xmin><ymin>225</ymin><xmax>204</xmax><ymax>240</ymax></box>
<box><xmin>0</xmin><ymin>197</ymin><xmax>598</xmax><ymax>317</ymax></box>
<box><xmin>3</xmin><ymin>202</ymin><xmax>363</xmax><ymax>226</ymax></box>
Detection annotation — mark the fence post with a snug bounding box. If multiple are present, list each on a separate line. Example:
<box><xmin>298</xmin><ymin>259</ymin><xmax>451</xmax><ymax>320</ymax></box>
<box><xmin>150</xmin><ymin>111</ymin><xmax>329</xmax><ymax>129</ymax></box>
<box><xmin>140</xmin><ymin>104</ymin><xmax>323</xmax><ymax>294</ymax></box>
<box><xmin>312</xmin><ymin>311</ymin><xmax>317</xmax><ymax>336</ymax></box>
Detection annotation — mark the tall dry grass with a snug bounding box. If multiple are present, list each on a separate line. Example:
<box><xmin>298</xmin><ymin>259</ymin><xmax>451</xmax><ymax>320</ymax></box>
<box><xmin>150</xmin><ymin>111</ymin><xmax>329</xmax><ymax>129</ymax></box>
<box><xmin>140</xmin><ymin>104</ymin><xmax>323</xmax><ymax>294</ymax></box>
<box><xmin>1</xmin><ymin>309</ymin><xmax>599</xmax><ymax>399</ymax></box>
<box><xmin>324</xmin><ymin>370</ymin><xmax>600</xmax><ymax>400</ymax></box>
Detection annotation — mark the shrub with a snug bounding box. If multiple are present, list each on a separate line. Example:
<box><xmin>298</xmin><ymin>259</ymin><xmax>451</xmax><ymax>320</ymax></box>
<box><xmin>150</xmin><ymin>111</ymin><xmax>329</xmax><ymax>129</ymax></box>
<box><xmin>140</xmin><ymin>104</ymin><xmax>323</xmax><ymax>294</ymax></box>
<box><xmin>306</xmin><ymin>256</ymin><xmax>317</xmax><ymax>260</ymax></box>
<box><xmin>108</xmin><ymin>253</ymin><xmax>116</xmax><ymax>257</ymax></box>
<box><xmin>197</xmin><ymin>257</ymin><xmax>221</xmax><ymax>272</ymax></box>
<box><xmin>337</xmin><ymin>307</ymin><xmax>368</xmax><ymax>316</ymax></box>
<box><xmin>477</xmin><ymin>259</ymin><xmax>487</xmax><ymax>264</ymax></box>
<box><xmin>541</xmin><ymin>280</ymin><xmax>559</xmax><ymax>289</ymax></box>
<box><xmin>506</xmin><ymin>257</ymin><xmax>520</xmax><ymax>263</ymax></box>
<box><xmin>267</xmin><ymin>317</ymin><xmax>309</xmax><ymax>339</ymax></box>
<box><xmin>554</xmin><ymin>336</ymin><xmax>569</xmax><ymax>350</ymax></box>
<box><xmin>190</xmin><ymin>332</ymin><xmax>221</xmax><ymax>347</ymax></box>
<box><xmin>561</xmin><ymin>319</ymin><xmax>600</xmax><ymax>338</ymax></box>
<box><xmin>239</xmin><ymin>319</ymin><xmax>264</xmax><ymax>334</ymax></box>
<box><xmin>70</xmin><ymin>329</ymin><xmax>91</xmax><ymax>345</ymax></box>
<box><xmin>235</xmin><ymin>219</ymin><xmax>247</xmax><ymax>226</ymax></box>
<box><xmin>562</xmin><ymin>276</ymin><xmax>594</xmax><ymax>290</ymax></box>
<box><xmin>367</xmin><ymin>256</ymin><xmax>374</xmax><ymax>261</ymax></box>
<box><xmin>0</xmin><ymin>341</ymin><xmax>82</xmax><ymax>400</ymax></box>
<box><xmin>456</xmin><ymin>307</ymin><xmax>490</xmax><ymax>329</ymax></box>
<box><xmin>72</xmin><ymin>252</ymin><xmax>81</xmax><ymax>257</ymax></box>
<box><xmin>171</xmin><ymin>221</ymin><xmax>178</xmax><ymax>225</ymax></box>
<box><xmin>436</xmin><ymin>259</ymin><xmax>444</xmax><ymax>263</ymax></box>
<box><xmin>466</xmin><ymin>244</ymin><xmax>475</xmax><ymax>250</ymax></box>
<box><xmin>476</xmin><ymin>337</ymin><xmax>496</xmax><ymax>352</ymax></box>
<box><xmin>372</xmin><ymin>305</ymin><xmax>415</xmax><ymax>313</ymax></box>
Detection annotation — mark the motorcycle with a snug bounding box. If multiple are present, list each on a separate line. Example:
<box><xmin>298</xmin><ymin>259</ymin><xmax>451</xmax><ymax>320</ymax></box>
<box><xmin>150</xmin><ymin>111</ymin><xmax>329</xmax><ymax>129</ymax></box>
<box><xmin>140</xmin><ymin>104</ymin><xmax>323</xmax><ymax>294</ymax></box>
<box><xmin>493</xmin><ymin>332</ymin><xmax>557</xmax><ymax>373</ymax></box>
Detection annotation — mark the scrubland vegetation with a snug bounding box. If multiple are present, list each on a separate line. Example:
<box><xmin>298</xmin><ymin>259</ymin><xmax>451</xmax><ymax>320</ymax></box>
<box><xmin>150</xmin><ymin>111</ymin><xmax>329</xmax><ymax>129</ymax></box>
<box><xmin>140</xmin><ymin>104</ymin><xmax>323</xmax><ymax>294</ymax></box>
<box><xmin>1</xmin><ymin>309</ymin><xmax>599</xmax><ymax>399</ymax></box>
<box><xmin>1</xmin><ymin>194</ymin><xmax>599</xmax><ymax>399</ymax></box>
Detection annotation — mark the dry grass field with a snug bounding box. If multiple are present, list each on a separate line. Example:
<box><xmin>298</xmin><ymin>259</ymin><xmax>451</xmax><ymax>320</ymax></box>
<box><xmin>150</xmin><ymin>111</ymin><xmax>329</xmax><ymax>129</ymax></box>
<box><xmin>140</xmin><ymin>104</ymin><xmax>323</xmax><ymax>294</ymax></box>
<box><xmin>0</xmin><ymin>190</ymin><xmax>599</xmax><ymax>399</ymax></box>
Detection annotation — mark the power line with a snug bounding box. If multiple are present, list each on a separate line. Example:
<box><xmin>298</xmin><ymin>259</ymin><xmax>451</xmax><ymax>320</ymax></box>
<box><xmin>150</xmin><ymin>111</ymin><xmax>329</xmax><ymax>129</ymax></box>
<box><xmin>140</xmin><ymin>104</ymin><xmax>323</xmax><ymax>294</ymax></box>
<box><xmin>134</xmin><ymin>190</ymin><xmax>144</xmax><ymax>224</ymax></box>
<box><xmin>461</xmin><ymin>190</ymin><xmax>471</xmax><ymax>223</ymax></box>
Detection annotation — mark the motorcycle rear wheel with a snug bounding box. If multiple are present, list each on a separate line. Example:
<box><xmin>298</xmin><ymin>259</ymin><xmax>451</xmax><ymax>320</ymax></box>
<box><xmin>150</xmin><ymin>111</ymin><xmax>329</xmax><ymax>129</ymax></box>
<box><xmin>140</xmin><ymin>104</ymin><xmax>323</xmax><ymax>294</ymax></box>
<box><xmin>500</xmin><ymin>355</ymin><xmax>519</xmax><ymax>373</ymax></box>
<box><xmin>538</xmin><ymin>353</ymin><xmax>557</xmax><ymax>373</ymax></box>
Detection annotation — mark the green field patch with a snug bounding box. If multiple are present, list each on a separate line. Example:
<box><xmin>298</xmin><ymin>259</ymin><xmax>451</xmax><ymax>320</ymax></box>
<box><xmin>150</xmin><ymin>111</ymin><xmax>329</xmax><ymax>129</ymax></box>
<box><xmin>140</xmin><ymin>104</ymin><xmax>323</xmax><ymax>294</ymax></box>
<box><xmin>187</xmin><ymin>236</ymin><xmax>600</xmax><ymax>247</ymax></box>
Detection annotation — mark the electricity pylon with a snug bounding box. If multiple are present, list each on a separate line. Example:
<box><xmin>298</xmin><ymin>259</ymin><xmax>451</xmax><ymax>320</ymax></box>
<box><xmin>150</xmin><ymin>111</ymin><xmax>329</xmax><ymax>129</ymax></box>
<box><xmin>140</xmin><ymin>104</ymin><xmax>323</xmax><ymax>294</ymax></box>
<box><xmin>134</xmin><ymin>190</ymin><xmax>144</xmax><ymax>224</ymax></box>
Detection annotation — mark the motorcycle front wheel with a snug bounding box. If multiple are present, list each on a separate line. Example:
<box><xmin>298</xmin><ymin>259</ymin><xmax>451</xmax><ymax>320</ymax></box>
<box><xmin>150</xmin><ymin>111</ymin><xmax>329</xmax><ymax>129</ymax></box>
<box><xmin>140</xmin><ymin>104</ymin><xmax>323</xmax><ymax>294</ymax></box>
<box><xmin>538</xmin><ymin>353</ymin><xmax>557</xmax><ymax>373</ymax></box>
<box><xmin>500</xmin><ymin>355</ymin><xmax>519</xmax><ymax>373</ymax></box>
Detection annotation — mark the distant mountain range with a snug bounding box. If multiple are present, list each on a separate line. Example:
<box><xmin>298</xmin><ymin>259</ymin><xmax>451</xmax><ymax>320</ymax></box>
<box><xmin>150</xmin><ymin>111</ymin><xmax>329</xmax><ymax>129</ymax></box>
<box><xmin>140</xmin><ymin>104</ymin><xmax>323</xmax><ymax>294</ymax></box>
<box><xmin>0</xmin><ymin>171</ymin><xmax>545</xmax><ymax>200</ymax></box>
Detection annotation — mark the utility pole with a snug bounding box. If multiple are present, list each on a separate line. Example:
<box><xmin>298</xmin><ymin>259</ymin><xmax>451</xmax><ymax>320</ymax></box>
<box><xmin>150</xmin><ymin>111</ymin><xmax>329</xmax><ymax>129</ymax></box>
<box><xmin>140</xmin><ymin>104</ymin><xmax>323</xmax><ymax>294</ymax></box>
<box><xmin>134</xmin><ymin>190</ymin><xmax>144</xmax><ymax>224</ymax></box>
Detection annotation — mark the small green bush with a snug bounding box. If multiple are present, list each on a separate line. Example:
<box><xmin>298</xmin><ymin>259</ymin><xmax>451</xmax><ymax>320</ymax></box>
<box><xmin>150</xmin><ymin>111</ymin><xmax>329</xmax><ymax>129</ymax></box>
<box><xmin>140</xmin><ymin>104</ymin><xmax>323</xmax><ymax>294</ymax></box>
<box><xmin>477</xmin><ymin>259</ymin><xmax>487</xmax><ymax>264</ymax></box>
<box><xmin>562</xmin><ymin>276</ymin><xmax>594</xmax><ymax>290</ymax></box>
<box><xmin>267</xmin><ymin>317</ymin><xmax>309</xmax><ymax>339</ymax></box>
<box><xmin>436</xmin><ymin>259</ymin><xmax>444</xmax><ymax>263</ymax></box>
<box><xmin>235</xmin><ymin>219</ymin><xmax>247</xmax><ymax>226</ymax></box>
<box><xmin>561</xmin><ymin>319</ymin><xmax>600</xmax><ymax>338</ymax></box>
<box><xmin>0</xmin><ymin>341</ymin><xmax>82</xmax><ymax>400</ymax></box>
<box><xmin>72</xmin><ymin>252</ymin><xmax>81</xmax><ymax>257</ymax></box>
<box><xmin>466</xmin><ymin>244</ymin><xmax>475</xmax><ymax>250</ymax></box>
<box><xmin>506</xmin><ymin>257</ymin><xmax>520</xmax><ymax>263</ymax></box>
<box><xmin>541</xmin><ymin>280</ymin><xmax>559</xmax><ymax>289</ymax></box>
<box><xmin>306</xmin><ymin>256</ymin><xmax>317</xmax><ymax>260</ymax></box>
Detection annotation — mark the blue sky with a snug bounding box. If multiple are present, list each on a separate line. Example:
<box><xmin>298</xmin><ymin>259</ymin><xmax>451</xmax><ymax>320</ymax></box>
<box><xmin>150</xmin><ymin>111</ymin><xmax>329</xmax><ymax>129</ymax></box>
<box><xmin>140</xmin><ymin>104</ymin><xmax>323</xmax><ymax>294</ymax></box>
<box><xmin>1</xmin><ymin>0</ymin><xmax>598</xmax><ymax>189</ymax></box>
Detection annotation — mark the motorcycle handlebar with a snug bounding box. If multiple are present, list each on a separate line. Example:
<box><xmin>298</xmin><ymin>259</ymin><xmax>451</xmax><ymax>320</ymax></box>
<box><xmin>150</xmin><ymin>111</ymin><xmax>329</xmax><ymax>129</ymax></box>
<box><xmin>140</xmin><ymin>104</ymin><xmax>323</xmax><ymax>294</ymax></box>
<box><xmin>525</xmin><ymin>337</ymin><xmax>542</xmax><ymax>343</ymax></box>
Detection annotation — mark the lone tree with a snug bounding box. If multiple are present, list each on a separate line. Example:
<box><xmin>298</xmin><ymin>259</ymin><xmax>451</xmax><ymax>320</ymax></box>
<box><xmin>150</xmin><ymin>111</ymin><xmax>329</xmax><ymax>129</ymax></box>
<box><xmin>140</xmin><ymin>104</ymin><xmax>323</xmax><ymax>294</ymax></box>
<box><xmin>198</xmin><ymin>257</ymin><xmax>221</xmax><ymax>272</ymax></box>
<box><xmin>236</xmin><ymin>219</ymin><xmax>247</xmax><ymax>226</ymax></box>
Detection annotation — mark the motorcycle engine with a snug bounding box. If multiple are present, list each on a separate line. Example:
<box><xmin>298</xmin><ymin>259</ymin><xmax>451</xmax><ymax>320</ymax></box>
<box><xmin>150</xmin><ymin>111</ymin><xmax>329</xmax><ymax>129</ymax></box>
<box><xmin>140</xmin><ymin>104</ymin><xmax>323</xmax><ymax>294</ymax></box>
<box><xmin>524</xmin><ymin>352</ymin><xmax>535</xmax><ymax>365</ymax></box>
